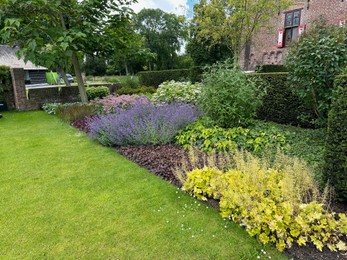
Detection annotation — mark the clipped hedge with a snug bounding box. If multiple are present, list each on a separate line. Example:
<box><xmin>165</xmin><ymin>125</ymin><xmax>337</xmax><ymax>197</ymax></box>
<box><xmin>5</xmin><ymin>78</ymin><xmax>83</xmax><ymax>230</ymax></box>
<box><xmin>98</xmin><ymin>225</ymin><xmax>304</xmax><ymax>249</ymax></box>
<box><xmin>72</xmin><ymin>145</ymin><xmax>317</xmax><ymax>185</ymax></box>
<box><xmin>86</xmin><ymin>86</ymin><xmax>110</xmax><ymax>101</ymax></box>
<box><xmin>116</xmin><ymin>86</ymin><xmax>156</xmax><ymax>95</ymax></box>
<box><xmin>138</xmin><ymin>69</ymin><xmax>190</xmax><ymax>87</ymax></box>
<box><xmin>0</xmin><ymin>66</ymin><xmax>12</xmax><ymax>96</ymax></box>
<box><xmin>250</xmin><ymin>72</ymin><xmax>312</xmax><ymax>126</ymax></box>
<box><xmin>189</xmin><ymin>66</ymin><xmax>204</xmax><ymax>83</ymax></box>
<box><xmin>255</xmin><ymin>64</ymin><xmax>288</xmax><ymax>73</ymax></box>
<box><xmin>324</xmin><ymin>75</ymin><xmax>347</xmax><ymax>202</ymax></box>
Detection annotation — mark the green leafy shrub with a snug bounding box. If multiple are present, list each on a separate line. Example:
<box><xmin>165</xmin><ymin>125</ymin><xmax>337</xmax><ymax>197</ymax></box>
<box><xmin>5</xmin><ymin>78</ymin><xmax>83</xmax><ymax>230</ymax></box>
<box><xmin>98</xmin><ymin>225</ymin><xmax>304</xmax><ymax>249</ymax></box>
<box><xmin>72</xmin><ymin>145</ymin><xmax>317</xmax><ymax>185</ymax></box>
<box><xmin>182</xmin><ymin>151</ymin><xmax>347</xmax><ymax>252</ymax></box>
<box><xmin>323</xmin><ymin>75</ymin><xmax>347</xmax><ymax>202</ymax></box>
<box><xmin>86</xmin><ymin>86</ymin><xmax>110</xmax><ymax>101</ymax></box>
<box><xmin>138</xmin><ymin>69</ymin><xmax>190</xmax><ymax>87</ymax></box>
<box><xmin>152</xmin><ymin>81</ymin><xmax>202</xmax><ymax>105</ymax></box>
<box><xmin>249</xmin><ymin>73</ymin><xmax>313</xmax><ymax>127</ymax></box>
<box><xmin>123</xmin><ymin>76</ymin><xmax>140</xmax><ymax>88</ymax></box>
<box><xmin>116</xmin><ymin>86</ymin><xmax>156</xmax><ymax>95</ymax></box>
<box><xmin>55</xmin><ymin>103</ymin><xmax>98</xmax><ymax>123</ymax></box>
<box><xmin>200</xmin><ymin>61</ymin><xmax>262</xmax><ymax>127</ymax></box>
<box><xmin>176</xmin><ymin>119</ymin><xmax>286</xmax><ymax>155</ymax></box>
<box><xmin>42</xmin><ymin>103</ymin><xmax>61</xmax><ymax>114</ymax></box>
<box><xmin>0</xmin><ymin>66</ymin><xmax>12</xmax><ymax>95</ymax></box>
<box><xmin>255</xmin><ymin>64</ymin><xmax>288</xmax><ymax>73</ymax></box>
<box><xmin>286</xmin><ymin>19</ymin><xmax>347</xmax><ymax>127</ymax></box>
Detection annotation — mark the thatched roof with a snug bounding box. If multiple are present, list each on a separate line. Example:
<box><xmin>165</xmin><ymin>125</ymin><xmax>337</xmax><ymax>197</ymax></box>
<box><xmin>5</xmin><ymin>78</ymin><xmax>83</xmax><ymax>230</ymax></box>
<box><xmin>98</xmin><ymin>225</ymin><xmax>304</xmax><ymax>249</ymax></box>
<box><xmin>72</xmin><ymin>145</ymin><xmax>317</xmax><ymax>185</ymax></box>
<box><xmin>0</xmin><ymin>45</ymin><xmax>47</xmax><ymax>70</ymax></box>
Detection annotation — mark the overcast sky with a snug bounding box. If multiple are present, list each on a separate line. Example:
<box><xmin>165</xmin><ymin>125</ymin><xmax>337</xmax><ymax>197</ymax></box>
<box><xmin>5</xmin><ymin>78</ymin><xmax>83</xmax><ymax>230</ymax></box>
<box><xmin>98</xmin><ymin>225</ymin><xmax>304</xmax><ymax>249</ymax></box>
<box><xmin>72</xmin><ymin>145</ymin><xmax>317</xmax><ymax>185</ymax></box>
<box><xmin>130</xmin><ymin>0</ymin><xmax>197</xmax><ymax>16</ymax></box>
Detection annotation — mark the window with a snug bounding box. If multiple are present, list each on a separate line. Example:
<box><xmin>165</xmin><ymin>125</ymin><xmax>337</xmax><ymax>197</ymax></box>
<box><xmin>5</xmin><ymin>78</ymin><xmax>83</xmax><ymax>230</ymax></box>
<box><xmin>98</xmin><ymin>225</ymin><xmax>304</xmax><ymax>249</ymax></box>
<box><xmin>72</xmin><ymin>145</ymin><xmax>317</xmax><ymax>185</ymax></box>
<box><xmin>284</xmin><ymin>10</ymin><xmax>301</xmax><ymax>46</ymax></box>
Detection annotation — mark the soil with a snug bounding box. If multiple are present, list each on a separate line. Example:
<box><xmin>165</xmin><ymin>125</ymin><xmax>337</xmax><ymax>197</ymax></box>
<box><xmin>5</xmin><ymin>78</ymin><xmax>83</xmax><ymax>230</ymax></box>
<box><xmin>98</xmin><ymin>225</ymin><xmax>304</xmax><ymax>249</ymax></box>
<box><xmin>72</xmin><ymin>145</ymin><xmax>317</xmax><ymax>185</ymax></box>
<box><xmin>115</xmin><ymin>144</ymin><xmax>347</xmax><ymax>260</ymax></box>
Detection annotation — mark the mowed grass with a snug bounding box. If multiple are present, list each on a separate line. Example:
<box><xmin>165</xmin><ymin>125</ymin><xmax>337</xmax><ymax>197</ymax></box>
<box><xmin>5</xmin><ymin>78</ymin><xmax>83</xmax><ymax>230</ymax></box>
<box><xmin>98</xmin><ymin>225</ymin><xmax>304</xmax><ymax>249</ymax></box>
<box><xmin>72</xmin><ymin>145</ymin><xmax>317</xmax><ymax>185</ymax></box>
<box><xmin>0</xmin><ymin>111</ymin><xmax>287</xmax><ymax>259</ymax></box>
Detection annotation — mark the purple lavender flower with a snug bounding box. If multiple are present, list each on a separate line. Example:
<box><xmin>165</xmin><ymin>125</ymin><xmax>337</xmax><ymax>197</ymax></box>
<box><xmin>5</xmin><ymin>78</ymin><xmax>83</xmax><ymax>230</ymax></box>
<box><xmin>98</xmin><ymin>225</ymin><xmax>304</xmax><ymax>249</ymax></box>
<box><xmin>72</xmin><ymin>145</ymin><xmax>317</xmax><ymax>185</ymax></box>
<box><xmin>88</xmin><ymin>101</ymin><xmax>201</xmax><ymax>146</ymax></box>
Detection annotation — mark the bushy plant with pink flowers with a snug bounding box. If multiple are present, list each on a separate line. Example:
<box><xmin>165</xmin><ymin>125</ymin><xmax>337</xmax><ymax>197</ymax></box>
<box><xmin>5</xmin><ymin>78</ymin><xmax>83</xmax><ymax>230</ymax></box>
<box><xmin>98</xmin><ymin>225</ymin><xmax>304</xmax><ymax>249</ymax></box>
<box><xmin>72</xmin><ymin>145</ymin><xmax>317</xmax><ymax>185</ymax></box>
<box><xmin>91</xmin><ymin>94</ymin><xmax>151</xmax><ymax>113</ymax></box>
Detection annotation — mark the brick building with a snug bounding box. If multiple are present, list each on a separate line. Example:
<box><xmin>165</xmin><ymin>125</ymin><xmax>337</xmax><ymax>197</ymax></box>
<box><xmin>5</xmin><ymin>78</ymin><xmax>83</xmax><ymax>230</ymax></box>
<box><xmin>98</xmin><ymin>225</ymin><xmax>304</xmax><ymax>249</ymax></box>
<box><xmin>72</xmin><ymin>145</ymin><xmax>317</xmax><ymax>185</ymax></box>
<box><xmin>241</xmin><ymin>0</ymin><xmax>347</xmax><ymax>70</ymax></box>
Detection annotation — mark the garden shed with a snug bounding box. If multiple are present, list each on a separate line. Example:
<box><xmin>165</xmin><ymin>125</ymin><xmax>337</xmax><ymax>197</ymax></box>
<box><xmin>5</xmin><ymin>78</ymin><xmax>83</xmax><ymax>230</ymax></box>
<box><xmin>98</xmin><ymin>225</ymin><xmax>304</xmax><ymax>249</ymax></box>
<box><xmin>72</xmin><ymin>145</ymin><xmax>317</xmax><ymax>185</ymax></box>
<box><xmin>0</xmin><ymin>45</ymin><xmax>48</xmax><ymax>85</ymax></box>
<box><xmin>0</xmin><ymin>45</ymin><xmax>80</xmax><ymax>111</ymax></box>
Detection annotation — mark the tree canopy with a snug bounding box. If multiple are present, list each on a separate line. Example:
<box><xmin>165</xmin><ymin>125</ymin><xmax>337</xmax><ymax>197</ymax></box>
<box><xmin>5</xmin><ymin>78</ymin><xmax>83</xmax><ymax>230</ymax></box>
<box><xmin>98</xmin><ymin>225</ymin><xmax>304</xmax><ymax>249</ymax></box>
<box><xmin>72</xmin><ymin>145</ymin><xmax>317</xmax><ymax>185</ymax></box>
<box><xmin>0</xmin><ymin>0</ymin><xmax>135</xmax><ymax>102</ymax></box>
<box><xmin>193</xmin><ymin>0</ymin><xmax>291</xmax><ymax>66</ymax></box>
<box><xmin>134</xmin><ymin>8</ymin><xmax>187</xmax><ymax>70</ymax></box>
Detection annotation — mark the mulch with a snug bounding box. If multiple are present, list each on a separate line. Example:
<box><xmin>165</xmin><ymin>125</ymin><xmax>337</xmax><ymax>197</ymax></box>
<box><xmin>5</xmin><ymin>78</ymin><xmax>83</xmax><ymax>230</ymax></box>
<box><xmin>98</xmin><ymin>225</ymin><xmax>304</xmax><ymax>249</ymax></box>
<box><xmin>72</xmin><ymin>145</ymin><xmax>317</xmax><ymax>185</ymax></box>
<box><xmin>115</xmin><ymin>144</ymin><xmax>347</xmax><ymax>260</ymax></box>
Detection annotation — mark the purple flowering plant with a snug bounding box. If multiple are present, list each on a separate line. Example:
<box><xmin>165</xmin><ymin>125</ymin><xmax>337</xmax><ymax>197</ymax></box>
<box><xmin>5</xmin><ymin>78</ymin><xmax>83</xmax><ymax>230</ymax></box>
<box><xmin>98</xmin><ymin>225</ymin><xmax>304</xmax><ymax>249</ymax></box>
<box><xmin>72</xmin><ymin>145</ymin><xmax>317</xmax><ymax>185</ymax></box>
<box><xmin>88</xmin><ymin>101</ymin><xmax>201</xmax><ymax>146</ymax></box>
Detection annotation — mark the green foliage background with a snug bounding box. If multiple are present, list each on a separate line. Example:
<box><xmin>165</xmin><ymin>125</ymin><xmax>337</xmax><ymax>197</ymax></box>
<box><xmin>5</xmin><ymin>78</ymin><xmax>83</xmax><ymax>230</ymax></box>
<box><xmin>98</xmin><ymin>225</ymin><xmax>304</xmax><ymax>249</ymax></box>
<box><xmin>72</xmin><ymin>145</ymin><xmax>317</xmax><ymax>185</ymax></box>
<box><xmin>324</xmin><ymin>75</ymin><xmax>347</xmax><ymax>202</ymax></box>
<box><xmin>286</xmin><ymin>19</ymin><xmax>347</xmax><ymax>126</ymax></box>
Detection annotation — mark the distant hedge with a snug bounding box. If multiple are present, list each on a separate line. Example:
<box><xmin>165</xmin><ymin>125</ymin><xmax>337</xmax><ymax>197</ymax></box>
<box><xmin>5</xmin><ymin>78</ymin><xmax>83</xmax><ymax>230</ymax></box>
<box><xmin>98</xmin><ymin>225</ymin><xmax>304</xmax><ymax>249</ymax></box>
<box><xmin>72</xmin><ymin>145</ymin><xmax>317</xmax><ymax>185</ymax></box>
<box><xmin>255</xmin><ymin>64</ymin><xmax>288</xmax><ymax>73</ymax></box>
<box><xmin>138</xmin><ymin>67</ymin><xmax>204</xmax><ymax>87</ymax></box>
<box><xmin>249</xmin><ymin>72</ymin><xmax>312</xmax><ymax>126</ymax></box>
<box><xmin>116</xmin><ymin>86</ymin><xmax>156</xmax><ymax>95</ymax></box>
<box><xmin>323</xmin><ymin>75</ymin><xmax>347</xmax><ymax>202</ymax></box>
<box><xmin>138</xmin><ymin>69</ymin><xmax>190</xmax><ymax>87</ymax></box>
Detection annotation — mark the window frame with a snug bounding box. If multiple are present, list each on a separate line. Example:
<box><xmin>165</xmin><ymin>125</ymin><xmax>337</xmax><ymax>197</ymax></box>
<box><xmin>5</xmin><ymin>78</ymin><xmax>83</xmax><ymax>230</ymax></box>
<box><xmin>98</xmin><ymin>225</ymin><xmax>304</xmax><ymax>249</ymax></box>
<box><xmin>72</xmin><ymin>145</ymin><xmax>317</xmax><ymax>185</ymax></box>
<box><xmin>283</xmin><ymin>9</ymin><xmax>302</xmax><ymax>46</ymax></box>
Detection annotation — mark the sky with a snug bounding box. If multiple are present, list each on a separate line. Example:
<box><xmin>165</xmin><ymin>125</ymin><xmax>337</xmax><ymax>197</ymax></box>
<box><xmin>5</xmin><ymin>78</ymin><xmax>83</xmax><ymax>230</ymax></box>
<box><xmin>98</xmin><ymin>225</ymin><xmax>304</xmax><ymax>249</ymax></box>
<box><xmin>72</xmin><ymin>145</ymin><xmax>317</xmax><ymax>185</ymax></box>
<box><xmin>130</xmin><ymin>0</ymin><xmax>199</xmax><ymax>17</ymax></box>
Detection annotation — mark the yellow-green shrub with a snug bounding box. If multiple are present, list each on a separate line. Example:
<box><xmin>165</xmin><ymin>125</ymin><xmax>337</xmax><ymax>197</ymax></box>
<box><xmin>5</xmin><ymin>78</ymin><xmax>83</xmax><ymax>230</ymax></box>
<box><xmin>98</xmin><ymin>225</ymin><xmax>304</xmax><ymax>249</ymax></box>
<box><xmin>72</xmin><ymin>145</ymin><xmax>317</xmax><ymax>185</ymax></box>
<box><xmin>182</xmin><ymin>151</ymin><xmax>347</xmax><ymax>252</ymax></box>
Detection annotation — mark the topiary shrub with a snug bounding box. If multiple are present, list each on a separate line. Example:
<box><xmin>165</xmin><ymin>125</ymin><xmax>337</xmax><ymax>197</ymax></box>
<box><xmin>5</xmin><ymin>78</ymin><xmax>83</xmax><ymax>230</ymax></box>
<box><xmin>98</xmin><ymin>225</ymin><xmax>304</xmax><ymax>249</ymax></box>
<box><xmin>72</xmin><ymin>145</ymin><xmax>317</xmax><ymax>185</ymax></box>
<box><xmin>249</xmin><ymin>72</ymin><xmax>314</xmax><ymax>127</ymax></box>
<box><xmin>200</xmin><ymin>61</ymin><xmax>262</xmax><ymax>128</ymax></box>
<box><xmin>323</xmin><ymin>75</ymin><xmax>347</xmax><ymax>202</ymax></box>
<box><xmin>86</xmin><ymin>86</ymin><xmax>110</xmax><ymax>101</ymax></box>
<box><xmin>189</xmin><ymin>66</ymin><xmax>204</xmax><ymax>83</ymax></box>
<box><xmin>138</xmin><ymin>69</ymin><xmax>190</xmax><ymax>87</ymax></box>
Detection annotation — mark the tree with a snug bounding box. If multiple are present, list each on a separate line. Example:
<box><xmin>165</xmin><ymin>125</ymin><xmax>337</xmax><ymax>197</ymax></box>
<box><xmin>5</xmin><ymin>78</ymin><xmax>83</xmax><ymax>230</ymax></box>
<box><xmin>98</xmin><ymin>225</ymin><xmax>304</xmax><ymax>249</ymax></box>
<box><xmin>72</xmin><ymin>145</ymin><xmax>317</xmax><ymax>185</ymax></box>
<box><xmin>286</xmin><ymin>19</ymin><xmax>347</xmax><ymax>126</ymax></box>
<box><xmin>0</xmin><ymin>0</ymin><xmax>135</xmax><ymax>103</ymax></box>
<box><xmin>186</xmin><ymin>27</ymin><xmax>230</xmax><ymax>66</ymax></box>
<box><xmin>83</xmin><ymin>55</ymin><xmax>107</xmax><ymax>77</ymax></box>
<box><xmin>193</xmin><ymin>0</ymin><xmax>291</xmax><ymax>66</ymax></box>
<box><xmin>134</xmin><ymin>8</ymin><xmax>187</xmax><ymax>70</ymax></box>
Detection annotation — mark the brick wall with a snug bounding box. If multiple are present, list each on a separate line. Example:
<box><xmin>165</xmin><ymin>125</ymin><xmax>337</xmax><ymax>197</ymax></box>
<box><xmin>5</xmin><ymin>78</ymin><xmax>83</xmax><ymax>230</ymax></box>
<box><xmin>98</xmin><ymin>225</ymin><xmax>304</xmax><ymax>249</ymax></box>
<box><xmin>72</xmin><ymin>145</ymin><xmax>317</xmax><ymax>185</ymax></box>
<box><xmin>242</xmin><ymin>0</ymin><xmax>347</xmax><ymax>70</ymax></box>
<box><xmin>10</xmin><ymin>68</ymin><xmax>80</xmax><ymax>111</ymax></box>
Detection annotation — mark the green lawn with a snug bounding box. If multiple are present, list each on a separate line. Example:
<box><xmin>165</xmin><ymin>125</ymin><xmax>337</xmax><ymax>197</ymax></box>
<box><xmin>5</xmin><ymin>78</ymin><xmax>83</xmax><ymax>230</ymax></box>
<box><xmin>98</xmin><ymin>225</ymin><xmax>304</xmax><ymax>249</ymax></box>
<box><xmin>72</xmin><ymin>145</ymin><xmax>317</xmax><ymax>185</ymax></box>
<box><xmin>0</xmin><ymin>111</ymin><xmax>287</xmax><ymax>259</ymax></box>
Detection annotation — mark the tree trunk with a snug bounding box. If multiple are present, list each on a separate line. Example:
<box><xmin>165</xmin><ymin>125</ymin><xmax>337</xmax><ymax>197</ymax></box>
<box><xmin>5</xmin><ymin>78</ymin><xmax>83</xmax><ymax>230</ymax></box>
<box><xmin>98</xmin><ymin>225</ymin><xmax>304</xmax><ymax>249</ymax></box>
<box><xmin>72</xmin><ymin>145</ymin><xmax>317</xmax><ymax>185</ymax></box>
<box><xmin>56</xmin><ymin>66</ymin><xmax>71</xmax><ymax>87</ymax></box>
<box><xmin>124</xmin><ymin>61</ymin><xmax>129</xmax><ymax>75</ymax></box>
<box><xmin>72</xmin><ymin>52</ymin><xmax>88</xmax><ymax>103</ymax></box>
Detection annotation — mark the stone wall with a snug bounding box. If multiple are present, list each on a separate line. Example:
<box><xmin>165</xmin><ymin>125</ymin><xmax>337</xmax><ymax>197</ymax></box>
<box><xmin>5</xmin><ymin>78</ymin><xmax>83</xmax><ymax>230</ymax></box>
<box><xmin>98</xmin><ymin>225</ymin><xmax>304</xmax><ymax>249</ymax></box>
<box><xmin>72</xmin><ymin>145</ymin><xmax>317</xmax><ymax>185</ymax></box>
<box><xmin>241</xmin><ymin>0</ymin><xmax>347</xmax><ymax>70</ymax></box>
<box><xmin>10</xmin><ymin>68</ymin><xmax>80</xmax><ymax>111</ymax></box>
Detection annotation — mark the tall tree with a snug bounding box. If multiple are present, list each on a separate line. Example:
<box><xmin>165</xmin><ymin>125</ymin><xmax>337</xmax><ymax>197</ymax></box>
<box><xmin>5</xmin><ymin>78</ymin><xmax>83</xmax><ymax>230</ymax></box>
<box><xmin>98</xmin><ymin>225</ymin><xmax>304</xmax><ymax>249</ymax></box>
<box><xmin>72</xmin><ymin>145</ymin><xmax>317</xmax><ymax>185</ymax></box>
<box><xmin>134</xmin><ymin>8</ymin><xmax>187</xmax><ymax>70</ymax></box>
<box><xmin>0</xmin><ymin>0</ymin><xmax>135</xmax><ymax>103</ymax></box>
<box><xmin>193</xmin><ymin>0</ymin><xmax>291</xmax><ymax>66</ymax></box>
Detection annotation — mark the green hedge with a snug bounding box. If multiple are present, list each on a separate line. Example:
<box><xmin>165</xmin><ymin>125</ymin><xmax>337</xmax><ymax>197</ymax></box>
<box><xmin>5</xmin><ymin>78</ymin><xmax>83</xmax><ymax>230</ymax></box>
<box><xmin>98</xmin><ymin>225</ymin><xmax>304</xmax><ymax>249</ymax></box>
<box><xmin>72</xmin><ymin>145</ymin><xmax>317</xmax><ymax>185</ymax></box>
<box><xmin>249</xmin><ymin>72</ymin><xmax>312</xmax><ymax>126</ymax></box>
<box><xmin>323</xmin><ymin>75</ymin><xmax>347</xmax><ymax>202</ymax></box>
<box><xmin>255</xmin><ymin>64</ymin><xmax>288</xmax><ymax>73</ymax></box>
<box><xmin>86</xmin><ymin>86</ymin><xmax>110</xmax><ymax>101</ymax></box>
<box><xmin>116</xmin><ymin>86</ymin><xmax>156</xmax><ymax>95</ymax></box>
<box><xmin>0</xmin><ymin>66</ymin><xmax>12</xmax><ymax>96</ymax></box>
<box><xmin>138</xmin><ymin>69</ymin><xmax>191</xmax><ymax>87</ymax></box>
<box><xmin>189</xmin><ymin>66</ymin><xmax>204</xmax><ymax>83</ymax></box>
